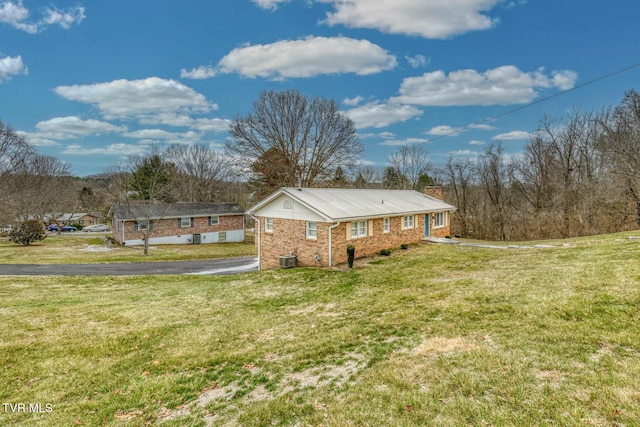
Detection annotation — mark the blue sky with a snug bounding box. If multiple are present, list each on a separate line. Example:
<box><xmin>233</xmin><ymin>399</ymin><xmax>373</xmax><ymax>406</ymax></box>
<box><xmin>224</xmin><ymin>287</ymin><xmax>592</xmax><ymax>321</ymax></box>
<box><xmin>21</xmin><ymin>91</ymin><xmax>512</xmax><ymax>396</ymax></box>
<box><xmin>1</xmin><ymin>0</ymin><xmax>639</xmax><ymax>177</ymax></box>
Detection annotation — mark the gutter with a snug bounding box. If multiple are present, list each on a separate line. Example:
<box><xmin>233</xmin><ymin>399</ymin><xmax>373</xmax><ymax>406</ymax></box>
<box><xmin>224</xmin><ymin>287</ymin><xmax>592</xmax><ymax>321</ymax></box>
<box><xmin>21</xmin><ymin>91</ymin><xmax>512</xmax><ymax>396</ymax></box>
<box><xmin>328</xmin><ymin>221</ymin><xmax>341</xmax><ymax>267</ymax></box>
<box><xmin>247</xmin><ymin>214</ymin><xmax>261</xmax><ymax>270</ymax></box>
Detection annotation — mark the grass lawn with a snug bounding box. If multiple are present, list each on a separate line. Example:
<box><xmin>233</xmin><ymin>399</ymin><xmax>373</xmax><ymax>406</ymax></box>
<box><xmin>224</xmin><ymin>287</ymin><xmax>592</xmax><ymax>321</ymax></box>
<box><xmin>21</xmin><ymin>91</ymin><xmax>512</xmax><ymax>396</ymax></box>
<box><xmin>0</xmin><ymin>233</ymin><xmax>257</xmax><ymax>264</ymax></box>
<box><xmin>1</xmin><ymin>232</ymin><xmax>640</xmax><ymax>425</ymax></box>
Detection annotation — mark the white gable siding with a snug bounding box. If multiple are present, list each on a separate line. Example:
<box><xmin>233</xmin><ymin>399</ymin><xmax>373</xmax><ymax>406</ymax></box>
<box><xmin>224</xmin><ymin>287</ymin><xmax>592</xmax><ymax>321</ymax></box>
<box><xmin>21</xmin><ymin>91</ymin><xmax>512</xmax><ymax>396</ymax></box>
<box><xmin>253</xmin><ymin>195</ymin><xmax>327</xmax><ymax>222</ymax></box>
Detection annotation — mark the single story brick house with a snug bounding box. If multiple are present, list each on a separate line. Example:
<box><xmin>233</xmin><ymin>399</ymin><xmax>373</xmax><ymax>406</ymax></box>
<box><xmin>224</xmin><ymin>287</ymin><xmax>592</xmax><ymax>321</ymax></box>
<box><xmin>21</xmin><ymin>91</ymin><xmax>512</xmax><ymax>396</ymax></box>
<box><xmin>108</xmin><ymin>202</ymin><xmax>245</xmax><ymax>246</ymax></box>
<box><xmin>55</xmin><ymin>213</ymin><xmax>99</xmax><ymax>226</ymax></box>
<box><xmin>247</xmin><ymin>186</ymin><xmax>456</xmax><ymax>270</ymax></box>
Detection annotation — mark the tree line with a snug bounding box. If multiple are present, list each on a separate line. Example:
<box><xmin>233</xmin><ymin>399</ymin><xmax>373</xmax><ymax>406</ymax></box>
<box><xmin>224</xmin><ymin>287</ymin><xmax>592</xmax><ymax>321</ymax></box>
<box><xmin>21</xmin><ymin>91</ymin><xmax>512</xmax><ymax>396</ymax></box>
<box><xmin>2</xmin><ymin>89</ymin><xmax>640</xmax><ymax>243</ymax></box>
<box><xmin>442</xmin><ymin>90</ymin><xmax>640</xmax><ymax>240</ymax></box>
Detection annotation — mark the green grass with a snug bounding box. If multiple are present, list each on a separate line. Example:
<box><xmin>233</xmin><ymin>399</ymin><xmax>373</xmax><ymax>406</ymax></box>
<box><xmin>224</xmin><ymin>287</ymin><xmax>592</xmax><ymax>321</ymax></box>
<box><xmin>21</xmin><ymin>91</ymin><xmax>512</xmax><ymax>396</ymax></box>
<box><xmin>1</xmin><ymin>232</ymin><xmax>640</xmax><ymax>425</ymax></box>
<box><xmin>0</xmin><ymin>234</ymin><xmax>257</xmax><ymax>264</ymax></box>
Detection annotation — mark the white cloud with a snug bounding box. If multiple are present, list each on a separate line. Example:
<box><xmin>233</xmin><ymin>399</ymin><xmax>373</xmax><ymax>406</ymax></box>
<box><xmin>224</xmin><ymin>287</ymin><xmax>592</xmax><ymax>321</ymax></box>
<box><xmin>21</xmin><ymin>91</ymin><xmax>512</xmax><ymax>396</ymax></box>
<box><xmin>180</xmin><ymin>66</ymin><xmax>217</xmax><ymax>79</ymax></box>
<box><xmin>320</xmin><ymin>0</ymin><xmax>501</xmax><ymax>39</ymax></box>
<box><xmin>187</xmin><ymin>36</ymin><xmax>397</xmax><ymax>80</ymax></box>
<box><xmin>343</xmin><ymin>95</ymin><xmax>364</xmax><ymax>106</ymax></box>
<box><xmin>391</xmin><ymin>66</ymin><xmax>578</xmax><ymax>106</ymax></box>
<box><xmin>0</xmin><ymin>1</ymin><xmax>84</xmax><ymax>34</ymax></box>
<box><xmin>136</xmin><ymin>113</ymin><xmax>230</xmax><ymax>133</ymax></box>
<box><xmin>35</xmin><ymin>116</ymin><xmax>125</xmax><ymax>139</ymax></box>
<box><xmin>427</xmin><ymin>125</ymin><xmax>463</xmax><ymax>136</ymax></box>
<box><xmin>406</xmin><ymin>54</ymin><xmax>430</xmax><ymax>68</ymax></box>
<box><xmin>379</xmin><ymin>137</ymin><xmax>430</xmax><ymax>146</ymax></box>
<box><xmin>62</xmin><ymin>143</ymin><xmax>148</xmax><ymax>156</ymax></box>
<box><xmin>123</xmin><ymin>129</ymin><xmax>178</xmax><ymax>140</ymax></box>
<box><xmin>449</xmin><ymin>149</ymin><xmax>481</xmax><ymax>156</ymax></box>
<box><xmin>190</xmin><ymin>118</ymin><xmax>231</xmax><ymax>132</ymax></box>
<box><xmin>0</xmin><ymin>54</ymin><xmax>27</xmax><ymax>82</ymax></box>
<box><xmin>346</xmin><ymin>101</ymin><xmax>422</xmax><ymax>129</ymax></box>
<box><xmin>252</xmin><ymin>0</ymin><xmax>291</xmax><ymax>10</ymax></box>
<box><xmin>492</xmin><ymin>130</ymin><xmax>531</xmax><ymax>140</ymax></box>
<box><xmin>54</xmin><ymin>77</ymin><xmax>214</xmax><ymax>119</ymax></box>
<box><xmin>469</xmin><ymin>140</ymin><xmax>486</xmax><ymax>145</ymax></box>
<box><xmin>42</xmin><ymin>5</ymin><xmax>86</xmax><ymax>29</ymax></box>
<box><xmin>123</xmin><ymin>129</ymin><xmax>202</xmax><ymax>144</ymax></box>
<box><xmin>16</xmin><ymin>131</ymin><xmax>58</xmax><ymax>147</ymax></box>
<box><xmin>469</xmin><ymin>123</ymin><xmax>497</xmax><ymax>130</ymax></box>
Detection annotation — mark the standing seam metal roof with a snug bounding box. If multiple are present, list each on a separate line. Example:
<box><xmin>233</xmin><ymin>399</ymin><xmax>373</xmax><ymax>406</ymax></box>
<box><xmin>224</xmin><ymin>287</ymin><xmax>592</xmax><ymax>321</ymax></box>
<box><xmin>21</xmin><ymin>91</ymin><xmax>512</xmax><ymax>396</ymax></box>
<box><xmin>260</xmin><ymin>188</ymin><xmax>456</xmax><ymax>221</ymax></box>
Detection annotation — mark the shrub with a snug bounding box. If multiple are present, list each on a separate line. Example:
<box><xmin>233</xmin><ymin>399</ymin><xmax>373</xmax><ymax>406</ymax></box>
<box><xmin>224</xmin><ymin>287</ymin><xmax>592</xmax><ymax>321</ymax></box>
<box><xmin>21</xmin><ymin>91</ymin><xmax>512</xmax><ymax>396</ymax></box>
<box><xmin>10</xmin><ymin>219</ymin><xmax>47</xmax><ymax>245</ymax></box>
<box><xmin>379</xmin><ymin>248</ymin><xmax>392</xmax><ymax>256</ymax></box>
<box><xmin>400</xmin><ymin>244</ymin><xmax>409</xmax><ymax>250</ymax></box>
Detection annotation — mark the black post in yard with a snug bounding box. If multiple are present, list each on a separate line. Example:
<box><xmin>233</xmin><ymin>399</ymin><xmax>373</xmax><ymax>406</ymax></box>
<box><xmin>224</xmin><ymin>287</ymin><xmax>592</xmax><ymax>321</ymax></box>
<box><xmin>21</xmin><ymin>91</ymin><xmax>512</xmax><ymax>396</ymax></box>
<box><xmin>347</xmin><ymin>245</ymin><xmax>355</xmax><ymax>269</ymax></box>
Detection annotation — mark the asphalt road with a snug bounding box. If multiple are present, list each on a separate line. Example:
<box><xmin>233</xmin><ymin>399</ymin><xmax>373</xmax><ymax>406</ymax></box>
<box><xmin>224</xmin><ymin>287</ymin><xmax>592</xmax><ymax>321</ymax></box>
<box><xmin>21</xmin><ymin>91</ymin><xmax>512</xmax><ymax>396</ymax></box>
<box><xmin>0</xmin><ymin>256</ymin><xmax>259</xmax><ymax>276</ymax></box>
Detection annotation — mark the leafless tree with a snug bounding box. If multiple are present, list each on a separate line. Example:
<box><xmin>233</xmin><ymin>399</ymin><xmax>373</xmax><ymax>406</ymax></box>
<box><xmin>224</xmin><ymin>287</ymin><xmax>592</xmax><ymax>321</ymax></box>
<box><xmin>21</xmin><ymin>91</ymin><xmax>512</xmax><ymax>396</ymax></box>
<box><xmin>444</xmin><ymin>155</ymin><xmax>475</xmax><ymax>237</ymax></box>
<box><xmin>107</xmin><ymin>146</ymin><xmax>172</xmax><ymax>255</ymax></box>
<box><xmin>476</xmin><ymin>143</ymin><xmax>513</xmax><ymax>241</ymax></box>
<box><xmin>388</xmin><ymin>144</ymin><xmax>432</xmax><ymax>190</ymax></box>
<box><xmin>164</xmin><ymin>143</ymin><xmax>233</xmax><ymax>202</ymax></box>
<box><xmin>599</xmin><ymin>90</ymin><xmax>640</xmax><ymax>201</ymax></box>
<box><xmin>227</xmin><ymin>89</ymin><xmax>363</xmax><ymax>189</ymax></box>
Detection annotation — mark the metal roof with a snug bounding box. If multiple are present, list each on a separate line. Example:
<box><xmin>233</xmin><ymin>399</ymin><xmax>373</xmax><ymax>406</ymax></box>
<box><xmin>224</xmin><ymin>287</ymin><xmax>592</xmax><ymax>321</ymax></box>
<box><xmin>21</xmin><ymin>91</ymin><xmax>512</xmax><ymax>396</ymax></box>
<box><xmin>249</xmin><ymin>187</ymin><xmax>456</xmax><ymax>221</ymax></box>
<box><xmin>110</xmin><ymin>202</ymin><xmax>244</xmax><ymax>221</ymax></box>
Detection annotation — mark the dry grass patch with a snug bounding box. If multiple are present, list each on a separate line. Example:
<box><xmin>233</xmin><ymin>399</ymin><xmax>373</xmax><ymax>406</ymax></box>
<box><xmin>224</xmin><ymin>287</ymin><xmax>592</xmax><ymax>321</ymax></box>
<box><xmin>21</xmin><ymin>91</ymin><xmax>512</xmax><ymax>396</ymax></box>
<box><xmin>415</xmin><ymin>336</ymin><xmax>481</xmax><ymax>358</ymax></box>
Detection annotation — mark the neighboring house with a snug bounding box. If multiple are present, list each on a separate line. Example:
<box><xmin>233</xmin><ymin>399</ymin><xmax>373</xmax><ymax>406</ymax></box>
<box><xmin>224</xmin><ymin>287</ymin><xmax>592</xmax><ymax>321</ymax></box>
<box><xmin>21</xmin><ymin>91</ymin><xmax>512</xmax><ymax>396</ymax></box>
<box><xmin>247</xmin><ymin>186</ymin><xmax>456</xmax><ymax>270</ymax></box>
<box><xmin>55</xmin><ymin>213</ymin><xmax>99</xmax><ymax>226</ymax></box>
<box><xmin>108</xmin><ymin>202</ymin><xmax>245</xmax><ymax>246</ymax></box>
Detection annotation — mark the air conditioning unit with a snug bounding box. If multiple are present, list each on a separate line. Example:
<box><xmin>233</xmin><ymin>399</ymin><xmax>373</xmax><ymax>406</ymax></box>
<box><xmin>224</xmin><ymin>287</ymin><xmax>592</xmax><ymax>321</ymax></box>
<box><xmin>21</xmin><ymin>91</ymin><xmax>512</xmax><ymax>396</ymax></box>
<box><xmin>279</xmin><ymin>255</ymin><xmax>296</xmax><ymax>268</ymax></box>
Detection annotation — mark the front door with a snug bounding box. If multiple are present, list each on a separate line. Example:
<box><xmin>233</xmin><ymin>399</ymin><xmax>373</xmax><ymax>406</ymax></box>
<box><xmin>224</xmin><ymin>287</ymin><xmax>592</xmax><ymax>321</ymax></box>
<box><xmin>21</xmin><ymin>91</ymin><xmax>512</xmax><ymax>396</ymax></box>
<box><xmin>425</xmin><ymin>214</ymin><xmax>430</xmax><ymax>237</ymax></box>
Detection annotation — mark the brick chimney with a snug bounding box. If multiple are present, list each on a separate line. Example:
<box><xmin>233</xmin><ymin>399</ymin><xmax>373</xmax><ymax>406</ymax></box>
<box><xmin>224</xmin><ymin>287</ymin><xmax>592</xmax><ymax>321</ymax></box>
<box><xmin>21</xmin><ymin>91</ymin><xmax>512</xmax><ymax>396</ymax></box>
<box><xmin>423</xmin><ymin>185</ymin><xmax>444</xmax><ymax>201</ymax></box>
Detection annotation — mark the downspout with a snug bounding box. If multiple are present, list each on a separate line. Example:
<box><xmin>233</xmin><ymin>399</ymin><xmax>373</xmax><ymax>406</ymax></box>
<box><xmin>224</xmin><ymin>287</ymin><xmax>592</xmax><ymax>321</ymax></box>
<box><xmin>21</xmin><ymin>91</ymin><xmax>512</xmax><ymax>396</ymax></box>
<box><xmin>328</xmin><ymin>221</ymin><xmax>341</xmax><ymax>267</ymax></box>
<box><xmin>248</xmin><ymin>214</ymin><xmax>261</xmax><ymax>270</ymax></box>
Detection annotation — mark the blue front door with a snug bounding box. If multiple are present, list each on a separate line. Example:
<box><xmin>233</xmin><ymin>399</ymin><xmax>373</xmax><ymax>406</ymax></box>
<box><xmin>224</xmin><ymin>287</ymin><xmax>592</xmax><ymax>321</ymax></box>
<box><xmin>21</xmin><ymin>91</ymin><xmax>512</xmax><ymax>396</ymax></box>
<box><xmin>425</xmin><ymin>214</ymin><xmax>430</xmax><ymax>237</ymax></box>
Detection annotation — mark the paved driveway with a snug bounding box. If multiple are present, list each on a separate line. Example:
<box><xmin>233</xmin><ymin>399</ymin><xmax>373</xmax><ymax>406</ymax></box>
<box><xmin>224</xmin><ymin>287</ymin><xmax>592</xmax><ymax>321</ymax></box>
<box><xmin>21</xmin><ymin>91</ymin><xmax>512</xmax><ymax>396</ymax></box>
<box><xmin>0</xmin><ymin>256</ymin><xmax>258</xmax><ymax>276</ymax></box>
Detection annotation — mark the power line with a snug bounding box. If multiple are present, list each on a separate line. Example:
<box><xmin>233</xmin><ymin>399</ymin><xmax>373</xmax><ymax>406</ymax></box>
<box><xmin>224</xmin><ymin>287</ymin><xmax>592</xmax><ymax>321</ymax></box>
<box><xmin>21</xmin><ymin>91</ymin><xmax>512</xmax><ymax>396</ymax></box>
<box><xmin>425</xmin><ymin>62</ymin><xmax>640</xmax><ymax>144</ymax></box>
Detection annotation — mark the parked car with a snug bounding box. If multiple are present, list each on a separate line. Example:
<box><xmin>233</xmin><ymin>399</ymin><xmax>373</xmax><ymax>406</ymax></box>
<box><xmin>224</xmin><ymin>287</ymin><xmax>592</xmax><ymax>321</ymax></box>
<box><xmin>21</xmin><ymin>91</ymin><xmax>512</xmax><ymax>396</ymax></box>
<box><xmin>47</xmin><ymin>224</ymin><xmax>59</xmax><ymax>231</ymax></box>
<box><xmin>83</xmin><ymin>224</ymin><xmax>110</xmax><ymax>232</ymax></box>
<box><xmin>61</xmin><ymin>225</ymin><xmax>77</xmax><ymax>232</ymax></box>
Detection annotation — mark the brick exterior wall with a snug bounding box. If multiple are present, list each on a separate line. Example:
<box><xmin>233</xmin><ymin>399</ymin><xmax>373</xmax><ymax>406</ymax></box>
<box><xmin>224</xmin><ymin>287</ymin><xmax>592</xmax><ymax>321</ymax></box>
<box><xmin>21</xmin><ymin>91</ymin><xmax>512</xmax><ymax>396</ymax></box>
<box><xmin>113</xmin><ymin>214</ymin><xmax>244</xmax><ymax>244</ymax></box>
<box><xmin>257</xmin><ymin>212</ymin><xmax>451</xmax><ymax>269</ymax></box>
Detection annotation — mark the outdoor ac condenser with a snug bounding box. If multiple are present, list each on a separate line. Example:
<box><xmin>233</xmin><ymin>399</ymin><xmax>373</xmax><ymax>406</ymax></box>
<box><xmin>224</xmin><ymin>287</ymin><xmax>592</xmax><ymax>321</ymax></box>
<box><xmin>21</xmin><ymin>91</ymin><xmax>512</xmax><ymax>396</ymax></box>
<box><xmin>279</xmin><ymin>255</ymin><xmax>296</xmax><ymax>268</ymax></box>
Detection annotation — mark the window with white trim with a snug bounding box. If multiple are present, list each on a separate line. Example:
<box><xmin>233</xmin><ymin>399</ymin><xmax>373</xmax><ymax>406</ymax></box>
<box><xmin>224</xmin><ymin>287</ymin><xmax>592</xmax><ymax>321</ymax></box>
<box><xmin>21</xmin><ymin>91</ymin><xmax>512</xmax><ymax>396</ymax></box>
<box><xmin>306</xmin><ymin>222</ymin><xmax>317</xmax><ymax>239</ymax></box>
<box><xmin>434</xmin><ymin>212</ymin><xmax>445</xmax><ymax>228</ymax></box>
<box><xmin>209</xmin><ymin>215</ymin><xmax>219</xmax><ymax>225</ymax></box>
<box><xmin>403</xmin><ymin>215</ymin><xmax>414</xmax><ymax>229</ymax></box>
<box><xmin>265</xmin><ymin>217</ymin><xmax>273</xmax><ymax>233</ymax></box>
<box><xmin>350</xmin><ymin>221</ymin><xmax>367</xmax><ymax>238</ymax></box>
<box><xmin>383</xmin><ymin>217</ymin><xmax>390</xmax><ymax>233</ymax></box>
<box><xmin>136</xmin><ymin>220</ymin><xmax>152</xmax><ymax>231</ymax></box>
<box><xmin>180</xmin><ymin>217</ymin><xmax>191</xmax><ymax>228</ymax></box>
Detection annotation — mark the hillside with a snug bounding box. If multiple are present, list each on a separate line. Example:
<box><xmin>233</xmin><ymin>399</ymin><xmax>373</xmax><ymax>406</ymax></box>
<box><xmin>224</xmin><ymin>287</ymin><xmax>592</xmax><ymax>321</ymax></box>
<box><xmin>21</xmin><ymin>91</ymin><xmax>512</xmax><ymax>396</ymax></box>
<box><xmin>1</xmin><ymin>233</ymin><xmax>639</xmax><ymax>426</ymax></box>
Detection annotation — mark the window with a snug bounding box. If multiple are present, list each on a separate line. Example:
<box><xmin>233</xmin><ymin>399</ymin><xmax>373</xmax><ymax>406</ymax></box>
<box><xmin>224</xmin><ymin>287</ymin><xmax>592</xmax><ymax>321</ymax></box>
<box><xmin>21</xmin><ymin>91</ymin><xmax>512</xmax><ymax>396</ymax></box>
<box><xmin>383</xmin><ymin>217</ymin><xmax>390</xmax><ymax>233</ymax></box>
<box><xmin>306</xmin><ymin>222</ymin><xmax>317</xmax><ymax>239</ymax></box>
<box><xmin>218</xmin><ymin>231</ymin><xmax>227</xmax><ymax>242</ymax></box>
<box><xmin>350</xmin><ymin>221</ymin><xmax>367</xmax><ymax>238</ymax></box>
<box><xmin>265</xmin><ymin>218</ymin><xmax>273</xmax><ymax>233</ymax></box>
<box><xmin>434</xmin><ymin>212</ymin><xmax>445</xmax><ymax>228</ymax></box>
<box><xmin>403</xmin><ymin>215</ymin><xmax>414</xmax><ymax>230</ymax></box>
<box><xmin>136</xmin><ymin>220</ymin><xmax>152</xmax><ymax>231</ymax></box>
<box><xmin>209</xmin><ymin>216</ymin><xmax>219</xmax><ymax>226</ymax></box>
<box><xmin>180</xmin><ymin>217</ymin><xmax>192</xmax><ymax>228</ymax></box>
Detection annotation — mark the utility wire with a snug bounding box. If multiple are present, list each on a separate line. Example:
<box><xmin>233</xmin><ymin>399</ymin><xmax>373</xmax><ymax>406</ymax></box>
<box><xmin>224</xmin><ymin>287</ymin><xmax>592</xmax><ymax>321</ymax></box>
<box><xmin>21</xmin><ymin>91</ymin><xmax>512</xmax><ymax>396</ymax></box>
<box><xmin>425</xmin><ymin>62</ymin><xmax>640</xmax><ymax>144</ymax></box>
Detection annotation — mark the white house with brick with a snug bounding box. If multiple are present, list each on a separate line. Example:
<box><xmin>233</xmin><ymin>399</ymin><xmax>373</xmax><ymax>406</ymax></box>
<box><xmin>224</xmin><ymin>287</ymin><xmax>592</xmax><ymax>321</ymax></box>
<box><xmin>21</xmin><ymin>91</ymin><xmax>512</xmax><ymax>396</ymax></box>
<box><xmin>109</xmin><ymin>202</ymin><xmax>245</xmax><ymax>246</ymax></box>
<box><xmin>247</xmin><ymin>186</ymin><xmax>456</xmax><ymax>270</ymax></box>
